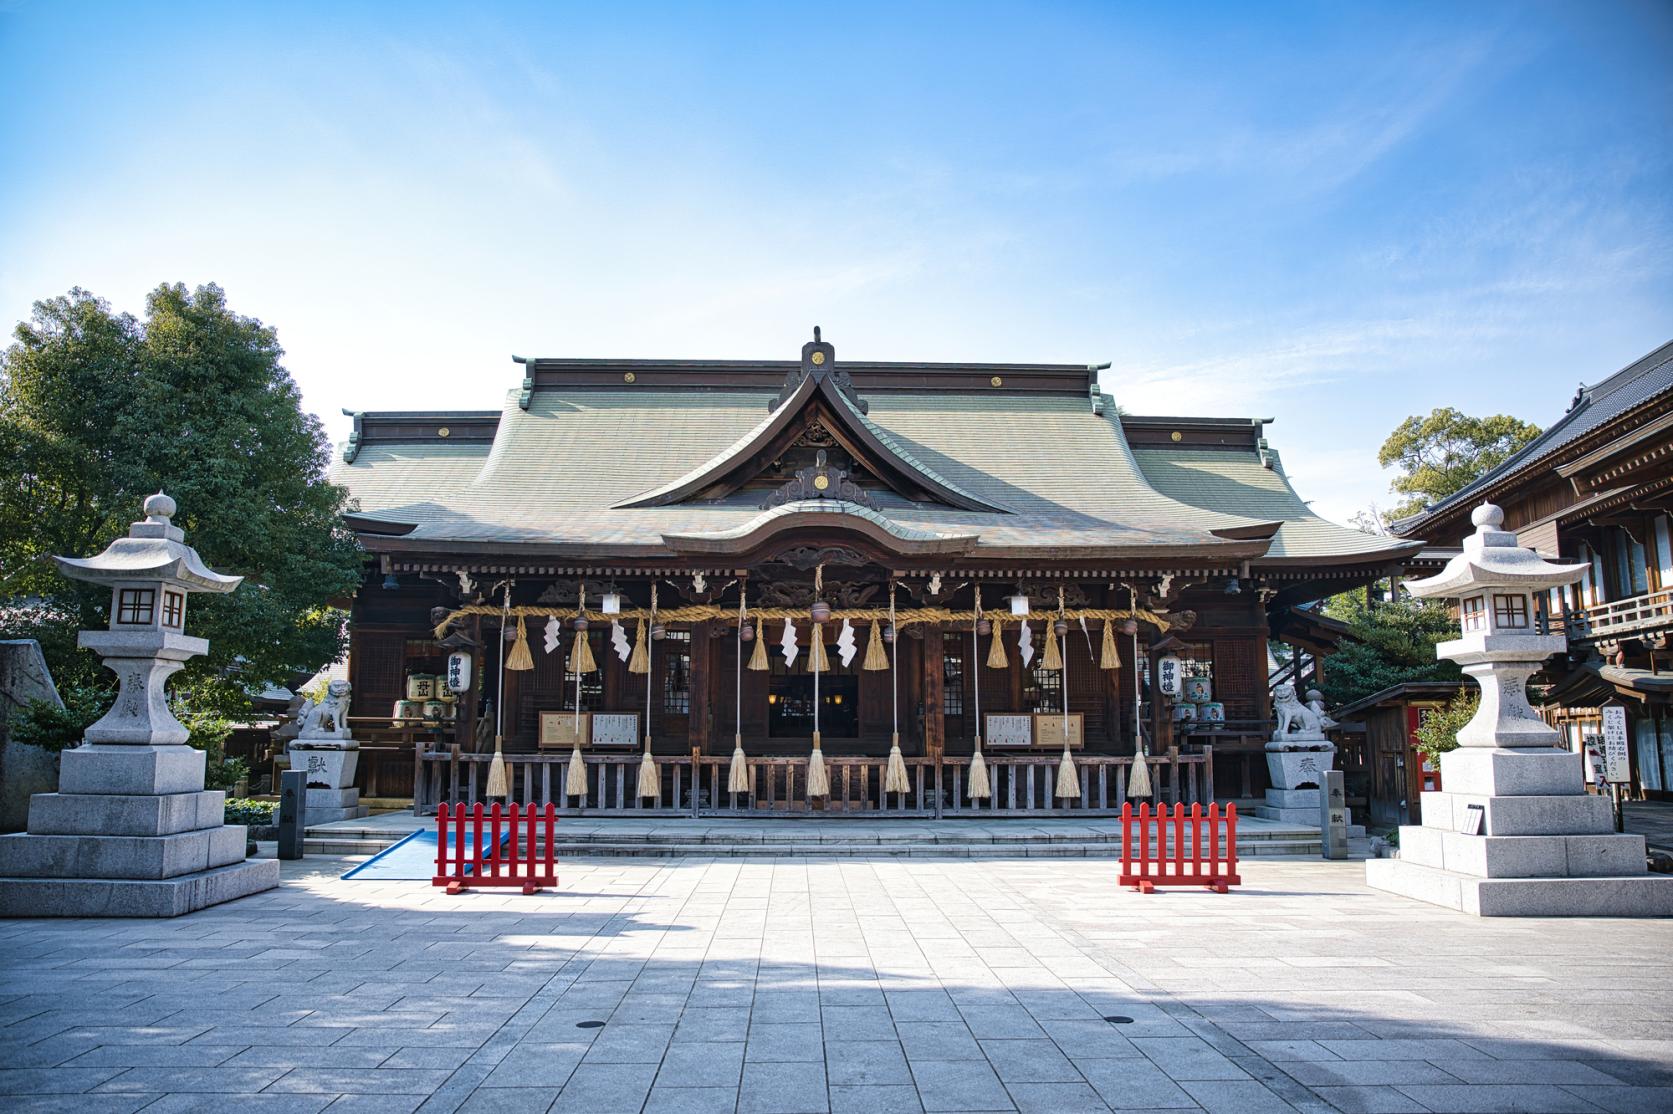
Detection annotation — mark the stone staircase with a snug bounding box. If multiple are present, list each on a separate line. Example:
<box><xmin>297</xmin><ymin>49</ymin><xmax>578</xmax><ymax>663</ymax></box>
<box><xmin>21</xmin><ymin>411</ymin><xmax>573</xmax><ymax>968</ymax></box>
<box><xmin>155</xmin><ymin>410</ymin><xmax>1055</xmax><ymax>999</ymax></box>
<box><xmin>305</xmin><ymin>820</ymin><xmax>1324</xmax><ymax>859</ymax></box>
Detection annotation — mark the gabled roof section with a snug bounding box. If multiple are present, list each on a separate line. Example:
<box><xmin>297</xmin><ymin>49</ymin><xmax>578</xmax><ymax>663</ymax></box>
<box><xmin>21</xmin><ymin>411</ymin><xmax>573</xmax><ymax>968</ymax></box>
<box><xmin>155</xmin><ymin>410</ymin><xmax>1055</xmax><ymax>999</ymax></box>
<box><xmin>1392</xmin><ymin>338</ymin><xmax>1673</xmax><ymax>537</ymax></box>
<box><xmin>612</xmin><ymin>330</ymin><xmax>1007</xmax><ymax>514</ymax></box>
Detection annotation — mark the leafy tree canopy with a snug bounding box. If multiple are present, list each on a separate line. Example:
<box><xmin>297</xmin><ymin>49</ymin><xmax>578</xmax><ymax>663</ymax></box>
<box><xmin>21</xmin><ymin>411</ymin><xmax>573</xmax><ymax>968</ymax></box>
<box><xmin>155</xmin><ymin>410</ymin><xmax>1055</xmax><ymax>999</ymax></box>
<box><xmin>0</xmin><ymin>284</ymin><xmax>363</xmax><ymax>717</ymax></box>
<box><xmin>1319</xmin><ymin>591</ymin><xmax>1462</xmax><ymax>709</ymax></box>
<box><xmin>1379</xmin><ymin>407</ymin><xmax>1542</xmax><ymax>520</ymax></box>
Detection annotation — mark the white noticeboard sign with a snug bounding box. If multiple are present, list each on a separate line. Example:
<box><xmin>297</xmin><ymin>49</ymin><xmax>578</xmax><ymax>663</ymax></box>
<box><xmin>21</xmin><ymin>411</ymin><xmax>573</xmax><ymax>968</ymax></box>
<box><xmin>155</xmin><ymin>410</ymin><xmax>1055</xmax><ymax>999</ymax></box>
<box><xmin>590</xmin><ymin>713</ymin><xmax>640</xmax><ymax>747</ymax></box>
<box><xmin>1601</xmin><ymin>705</ymin><xmax>1631</xmax><ymax>784</ymax></box>
<box><xmin>1156</xmin><ymin>654</ymin><xmax>1183</xmax><ymax>698</ymax></box>
<box><xmin>985</xmin><ymin>714</ymin><xmax>1033</xmax><ymax>748</ymax></box>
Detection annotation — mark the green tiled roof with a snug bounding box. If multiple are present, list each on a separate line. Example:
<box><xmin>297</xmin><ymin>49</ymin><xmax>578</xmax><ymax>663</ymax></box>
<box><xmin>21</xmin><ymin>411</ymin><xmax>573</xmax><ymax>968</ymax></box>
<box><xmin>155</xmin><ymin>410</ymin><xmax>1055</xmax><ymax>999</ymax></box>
<box><xmin>332</xmin><ymin>382</ymin><xmax>1412</xmax><ymax>565</ymax></box>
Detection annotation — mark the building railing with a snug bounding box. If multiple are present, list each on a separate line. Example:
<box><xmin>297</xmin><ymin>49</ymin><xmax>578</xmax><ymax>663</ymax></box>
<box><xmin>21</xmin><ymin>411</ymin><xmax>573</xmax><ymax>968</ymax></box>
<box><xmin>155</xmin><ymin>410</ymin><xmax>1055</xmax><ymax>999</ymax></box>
<box><xmin>412</xmin><ymin>747</ymin><xmax>1214</xmax><ymax>819</ymax></box>
<box><xmin>1568</xmin><ymin>587</ymin><xmax>1673</xmax><ymax>643</ymax></box>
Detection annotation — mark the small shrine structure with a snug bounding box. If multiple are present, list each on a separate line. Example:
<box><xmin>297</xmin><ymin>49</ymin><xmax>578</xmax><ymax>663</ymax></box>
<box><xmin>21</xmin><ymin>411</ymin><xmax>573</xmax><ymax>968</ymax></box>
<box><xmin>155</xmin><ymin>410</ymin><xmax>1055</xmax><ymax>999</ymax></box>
<box><xmin>1367</xmin><ymin>504</ymin><xmax>1673</xmax><ymax>915</ymax></box>
<box><xmin>0</xmin><ymin>494</ymin><xmax>279</xmax><ymax>916</ymax></box>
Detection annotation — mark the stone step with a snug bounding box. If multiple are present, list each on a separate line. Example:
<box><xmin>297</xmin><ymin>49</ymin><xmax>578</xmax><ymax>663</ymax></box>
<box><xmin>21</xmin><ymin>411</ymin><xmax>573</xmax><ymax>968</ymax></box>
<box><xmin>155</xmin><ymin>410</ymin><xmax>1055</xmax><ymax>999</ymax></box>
<box><xmin>1366</xmin><ymin>857</ymin><xmax>1673</xmax><ymax>917</ymax></box>
<box><xmin>0</xmin><ymin>858</ymin><xmax>280</xmax><ymax>918</ymax></box>
<box><xmin>303</xmin><ymin>828</ymin><xmax>1323</xmax><ymax>858</ymax></box>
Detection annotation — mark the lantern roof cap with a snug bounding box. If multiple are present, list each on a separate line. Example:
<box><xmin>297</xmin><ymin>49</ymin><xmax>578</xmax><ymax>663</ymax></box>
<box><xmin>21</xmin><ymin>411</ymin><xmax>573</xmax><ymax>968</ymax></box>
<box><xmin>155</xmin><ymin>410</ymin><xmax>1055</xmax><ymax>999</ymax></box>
<box><xmin>1404</xmin><ymin>503</ymin><xmax>1587</xmax><ymax>598</ymax></box>
<box><xmin>53</xmin><ymin>493</ymin><xmax>243</xmax><ymax>594</ymax></box>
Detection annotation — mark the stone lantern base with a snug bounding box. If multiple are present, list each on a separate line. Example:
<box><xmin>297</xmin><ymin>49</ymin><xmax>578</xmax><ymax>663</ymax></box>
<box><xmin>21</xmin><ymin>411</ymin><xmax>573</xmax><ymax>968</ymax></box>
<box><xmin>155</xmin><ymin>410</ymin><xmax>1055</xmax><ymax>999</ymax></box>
<box><xmin>1366</xmin><ymin>746</ymin><xmax>1673</xmax><ymax>917</ymax></box>
<box><xmin>0</xmin><ymin>744</ymin><xmax>279</xmax><ymax>918</ymax></box>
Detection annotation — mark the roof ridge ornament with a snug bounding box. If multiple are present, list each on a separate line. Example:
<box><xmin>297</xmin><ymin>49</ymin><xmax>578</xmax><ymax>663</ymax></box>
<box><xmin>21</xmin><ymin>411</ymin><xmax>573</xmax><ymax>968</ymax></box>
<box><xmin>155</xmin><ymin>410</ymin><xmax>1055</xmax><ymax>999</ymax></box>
<box><xmin>772</xmin><ymin>326</ymin><xmax>867</xmax><ymax>414</ymax></box>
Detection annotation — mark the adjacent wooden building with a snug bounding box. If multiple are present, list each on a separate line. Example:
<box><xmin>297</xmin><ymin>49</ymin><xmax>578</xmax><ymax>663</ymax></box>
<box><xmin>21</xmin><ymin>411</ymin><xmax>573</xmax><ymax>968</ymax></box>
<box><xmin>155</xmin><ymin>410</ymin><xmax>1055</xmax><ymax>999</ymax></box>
<box><xmin>1392</xmin><ymin>339</ymin><xmax>1673</xmax><ymax>800</ymax></box>
<box><xmin>332</xmin><ymin>331</ymin><xmax>1418</xmax><ymax>815</ymax></box>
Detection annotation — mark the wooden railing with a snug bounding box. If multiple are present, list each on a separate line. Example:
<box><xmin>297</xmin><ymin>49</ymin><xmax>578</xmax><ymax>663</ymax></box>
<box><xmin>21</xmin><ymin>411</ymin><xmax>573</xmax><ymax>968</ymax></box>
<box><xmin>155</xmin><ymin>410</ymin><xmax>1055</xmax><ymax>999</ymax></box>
<box><xmin>1570</xmin><ymin>587</ymin><xmax>1673</xmax><ymax>643</ymax></box>
<box><xmin>412</xmin><ymin>747</ymin><xmax>1214</xmax><ymax>819</ymax></box>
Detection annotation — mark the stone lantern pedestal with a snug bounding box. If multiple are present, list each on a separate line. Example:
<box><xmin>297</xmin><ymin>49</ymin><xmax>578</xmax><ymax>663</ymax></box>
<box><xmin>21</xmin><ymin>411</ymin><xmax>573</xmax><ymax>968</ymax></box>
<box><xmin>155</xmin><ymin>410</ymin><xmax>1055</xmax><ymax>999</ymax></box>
<box><xmin>0</xmin><ymin>495</ymin><xmax>279</xmax><ymax>917</ymax></box>
<box><xmin>1366</xmin><ymin>505</ymin><xmax>1673</xmax><ymax>916</ymax></box>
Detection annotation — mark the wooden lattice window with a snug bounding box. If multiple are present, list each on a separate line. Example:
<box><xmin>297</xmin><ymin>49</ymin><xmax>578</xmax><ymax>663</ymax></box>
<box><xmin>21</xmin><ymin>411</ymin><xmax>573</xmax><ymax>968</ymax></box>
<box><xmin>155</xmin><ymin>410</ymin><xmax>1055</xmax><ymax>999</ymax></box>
<box><xmin>117</xmin><ymin>588</ymin><xmax>155</xmax><ymax>625</ymax></box>
<box><xmin>1461</xmin><ymin>595</ymin><xmax>1487</xmax><ymax>632</ymax></box>
<box><xmin>1493</xmin><ymin>594</ymin><xmax>1529</xmax><ymax>629</ymax></box>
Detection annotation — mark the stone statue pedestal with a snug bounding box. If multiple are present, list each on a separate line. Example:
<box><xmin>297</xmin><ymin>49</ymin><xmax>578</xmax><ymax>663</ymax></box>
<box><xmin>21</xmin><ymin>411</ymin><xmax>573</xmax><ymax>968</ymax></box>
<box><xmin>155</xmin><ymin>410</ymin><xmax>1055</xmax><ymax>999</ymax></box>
<box><xmin>1366</xmin><ymin>745</ymin><xmax>1673</xmax><ymax>916</ymax></box>
<box><xmin>286</xmin><ymin>743</ymin><xmax>369</xmax><ymax>825</ymax></box>
<box><xmin>0</xmin><ymin>494</ymin><xmax>278</xmax><ymax>917</ymax></box>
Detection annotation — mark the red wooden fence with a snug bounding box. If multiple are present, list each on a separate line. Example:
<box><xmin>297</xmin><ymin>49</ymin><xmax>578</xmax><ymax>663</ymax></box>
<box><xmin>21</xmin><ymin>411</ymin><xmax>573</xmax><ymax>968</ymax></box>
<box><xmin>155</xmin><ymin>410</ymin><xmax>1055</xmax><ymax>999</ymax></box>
<box><xmin>432</xmin><ymin>802</ymin><xmax>558</xmax><ymax>895</ymax></box>
<box><xmin>1119</xmin><ymin>801</ymin><xmax>1240</xmax><ymax>893</ymax></box>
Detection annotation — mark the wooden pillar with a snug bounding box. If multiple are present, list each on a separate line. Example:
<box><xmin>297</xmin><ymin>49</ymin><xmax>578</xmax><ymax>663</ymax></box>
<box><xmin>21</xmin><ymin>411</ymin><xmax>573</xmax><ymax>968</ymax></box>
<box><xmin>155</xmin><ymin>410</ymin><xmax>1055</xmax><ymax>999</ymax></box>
<box><xmin>689</xmin><ymin>619</ymin><xmax>714</xmax><ymax>755</ymax></box>
<box><xmin>921</xmin><ymin>627</ymin><xmax>945</xmax><ymax>761</ymax></box>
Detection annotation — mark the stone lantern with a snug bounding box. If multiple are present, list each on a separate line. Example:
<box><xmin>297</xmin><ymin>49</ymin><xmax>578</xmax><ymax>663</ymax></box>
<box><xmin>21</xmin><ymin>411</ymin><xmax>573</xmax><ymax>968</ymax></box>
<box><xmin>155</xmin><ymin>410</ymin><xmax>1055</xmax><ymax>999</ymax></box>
<box><xmin>1366</xmin><ymin>504</ymin><xmax>1673</xmax><ymax>916</ymax></box>
<box><xmin>0</xmin><ymin>494</ymin><xmax>280</xmax><ymax>917</ymax></box>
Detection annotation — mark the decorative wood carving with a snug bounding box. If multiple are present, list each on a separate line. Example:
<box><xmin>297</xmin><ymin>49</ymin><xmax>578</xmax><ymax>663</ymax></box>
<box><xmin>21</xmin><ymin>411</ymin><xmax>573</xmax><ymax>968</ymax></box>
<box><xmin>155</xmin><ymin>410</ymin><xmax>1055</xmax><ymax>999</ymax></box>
<box><xmin>760</xmin><ymin>449</ymin><xmax>880</xmax><ymax>511</ymax></box>
<box><xmin>775</xmin><ymin>545</ymin><xmax>868</xmax><ymax>571</ymax></box>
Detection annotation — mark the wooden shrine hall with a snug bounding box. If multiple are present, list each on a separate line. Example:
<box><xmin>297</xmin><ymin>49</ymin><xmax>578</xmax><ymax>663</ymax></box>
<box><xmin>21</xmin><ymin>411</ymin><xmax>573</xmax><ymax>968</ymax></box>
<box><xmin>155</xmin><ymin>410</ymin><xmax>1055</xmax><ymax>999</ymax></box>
<box><xmin>332</xmin><ymin>330</ymin><xmax>1419</xmax><ymax>817</ymax></box>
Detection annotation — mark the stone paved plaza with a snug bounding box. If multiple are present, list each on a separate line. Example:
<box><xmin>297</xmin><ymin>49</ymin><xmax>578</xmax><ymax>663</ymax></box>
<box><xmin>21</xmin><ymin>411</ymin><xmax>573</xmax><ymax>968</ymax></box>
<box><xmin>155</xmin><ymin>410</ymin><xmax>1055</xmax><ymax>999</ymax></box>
<box><xmin>3</xmin><ymin>854</ymin><xmax>1671</xmax><ymax>1114</ymax></box>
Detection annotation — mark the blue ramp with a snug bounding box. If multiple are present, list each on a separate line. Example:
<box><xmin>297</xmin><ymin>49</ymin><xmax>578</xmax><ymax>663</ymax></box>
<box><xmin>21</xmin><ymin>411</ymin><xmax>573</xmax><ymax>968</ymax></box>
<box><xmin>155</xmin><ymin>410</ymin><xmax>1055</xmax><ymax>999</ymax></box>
<box><xmin>341</xmin><ymin>828</ymin><xmax>510</xmax><ymax>881</ymax></box>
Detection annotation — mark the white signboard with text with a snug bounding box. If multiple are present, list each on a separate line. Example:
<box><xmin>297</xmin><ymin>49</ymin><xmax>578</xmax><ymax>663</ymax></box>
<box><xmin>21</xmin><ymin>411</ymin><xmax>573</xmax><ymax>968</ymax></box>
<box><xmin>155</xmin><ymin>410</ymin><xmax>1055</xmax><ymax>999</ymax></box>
<box><xmin>1601</xmin><ymin>705</ymin><xmax>1631</xmax><ymax>784</ymax></box>
<box><xmin>985</xmin><ymin>714</ymin><xmax>1033</xmax><ymax>748</ymax></box>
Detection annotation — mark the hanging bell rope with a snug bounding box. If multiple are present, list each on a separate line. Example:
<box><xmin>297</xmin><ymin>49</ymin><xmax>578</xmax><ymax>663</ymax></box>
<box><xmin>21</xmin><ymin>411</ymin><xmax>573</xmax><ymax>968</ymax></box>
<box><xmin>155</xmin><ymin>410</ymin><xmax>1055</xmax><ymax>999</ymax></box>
<box><xmin>1054</xmin><ymin>586</ymin><xmax>1078</xmax><ymax>801</ymax></box>
<box><xmin>968</xmin><ymin>585</ymin><xmax>990</xmax><ymax>800</ymax></box>
<box><xmin>637</xmin><ymin>584</ymin><xmax>660</xmax><ymax>798</ymax></box>
<box><xmin>486</xmin><ymin>584</ymin><xmax>512</xmax><ymax>799</ymax></box>
<box><xmin>807</xmin><ymin>624</ymin><xmax>829</xmax><ymax>673</ymax></box>
<box><xmin>1128</xmin><ymin>584</ymin><xmax>1152</xmax><ymax>799</ymax></box>
<box><xmin>565</xmin><ymin>736</ymin><xmax>587</xmax><ymax>799</ymax></box>
<box><xmin>806</xmin><ymin>565</ymin><xmax>830</xmax><ymax>799</ymax></box>
<box><xmin>729</xmin><ymin>583</ymin><xmax>750</xmax><ymax>796</ymax></box>
<box><xmin>883</xmin><ymin>581</ymin><xmax>909</xmax><ymax>796</ymax></box>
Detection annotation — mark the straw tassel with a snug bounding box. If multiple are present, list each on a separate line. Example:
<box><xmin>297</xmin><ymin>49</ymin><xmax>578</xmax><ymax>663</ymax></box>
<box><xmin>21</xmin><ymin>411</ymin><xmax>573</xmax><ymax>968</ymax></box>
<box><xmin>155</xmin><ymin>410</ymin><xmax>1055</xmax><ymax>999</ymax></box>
<box><xmin>1054</xmin><ymin>740</ymin><xmax>1078</xmax><ymax>799</ymax></box>
<box><xmin>729</xmin><ymin>733</ymin><xmax>750</xmax><ymax>794</ymax></box>
<box><xmin>1128</xmin><ymin>747</ymin><xmax>1152</xmax><ymax>798</ymax></box>
<box><xmin>506</xmin><ymin>618</ymin><xmax>534</xmax><ymax>671</ymax></box>
<box><xmin>1042</xmin><ymin>628</ymin><xmax>1062</xmax><ymax>670</ymax></box>
<box><xmin>862</xmin><ymin>620</ymin><xmax>888</xmax><ymax>670</ymax></box>
<box><xmin>485</xmin><ymin>734</ymin><xmax>508</xmax><ymax>798</ymax></box>
<box><xmin>807</xmin><ymin>731</ymin><xmax>830</xmax><ymax>797</ymax></box>
<box><xmin>967</xmin><ymin>746</ymin><xmax>990</xmax><ymax>799</ymax></box>
<box><xmin>568</xmin><ymin>626</ymin><xmax>596</xmax><ymax>674</ymax></box>
<box><xmin>747</xmin><ymin>618</ymin><xmax>770</xmax><ymax>671</ymax></box>
<box><xmin>884</xmin><ymin>731</ymin><xmax>909</xmax><ymax>794</ymax></box>
<box><xmin>1100</xmin><ymin>622</ymin><xmax>1120</xmax><ymax>669</ymax></box>
<box><xmin>628</xmin><ymin>618</ymin><xmax>649</xmax><ymax>674</ymax></box>
<box><xmin>636</xmin><ymin>741</ymin><xmax>659</xmax><ymax>798</ymax></box>
<box><xmin>565</xmin><ymin>741</ymin><xmax>587</xmax><ymax>798</ymax></box>
<box><xmin>985</xmin><ymin>622</ymin><xmax>1008</xmax><ymax>669</ymax></box>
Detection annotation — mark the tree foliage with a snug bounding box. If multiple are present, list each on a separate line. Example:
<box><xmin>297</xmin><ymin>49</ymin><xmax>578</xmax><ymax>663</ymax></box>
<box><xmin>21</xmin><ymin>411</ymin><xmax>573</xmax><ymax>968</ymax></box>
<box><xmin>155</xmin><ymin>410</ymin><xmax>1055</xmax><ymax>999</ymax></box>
<box><xmin>0</xmin><ymin>284</ymin><xmax>363</xmax><ymax>718</ymax></box>
<box><xmin>1379</xmin><ymin>407</ymin><xmax>1542</xmax><ymax>520</ymax></box>
<box><xmin>1320</xmin><ymin>591</ymin><xmax>1462</xmax><ymax>709</ymax></box>
<box><xmin>1412</xmin><ymin>690</ymin><xmax>1477</xmax><ymax>767</ymax></box>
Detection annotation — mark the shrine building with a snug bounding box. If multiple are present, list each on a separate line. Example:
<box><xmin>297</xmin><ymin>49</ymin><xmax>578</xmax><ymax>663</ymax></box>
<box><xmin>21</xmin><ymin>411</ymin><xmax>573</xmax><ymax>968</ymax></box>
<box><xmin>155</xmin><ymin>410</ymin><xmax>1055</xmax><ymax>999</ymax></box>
<box><xmin>331</xmin><ymin>331</ymin><xmax>1419</xmax><ymax>816</ymax></box>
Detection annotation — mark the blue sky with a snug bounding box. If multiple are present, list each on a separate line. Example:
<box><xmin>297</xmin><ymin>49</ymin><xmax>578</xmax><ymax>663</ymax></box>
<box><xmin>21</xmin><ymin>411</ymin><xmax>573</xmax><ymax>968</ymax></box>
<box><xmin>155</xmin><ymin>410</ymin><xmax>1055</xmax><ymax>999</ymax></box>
<box><xmin>3</xmin><ymin>1</ymin><xmax>1670</xmax><ymax>527</ymax></box>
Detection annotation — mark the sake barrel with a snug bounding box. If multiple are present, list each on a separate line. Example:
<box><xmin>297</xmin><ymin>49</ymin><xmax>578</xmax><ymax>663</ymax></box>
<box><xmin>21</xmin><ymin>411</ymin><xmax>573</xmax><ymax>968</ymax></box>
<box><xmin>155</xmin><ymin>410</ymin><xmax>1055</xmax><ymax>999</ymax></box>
<box><xmin>1182</xmin><ymin>675</ymin><xmax>1212</xmax><ymax>704</ymax></box>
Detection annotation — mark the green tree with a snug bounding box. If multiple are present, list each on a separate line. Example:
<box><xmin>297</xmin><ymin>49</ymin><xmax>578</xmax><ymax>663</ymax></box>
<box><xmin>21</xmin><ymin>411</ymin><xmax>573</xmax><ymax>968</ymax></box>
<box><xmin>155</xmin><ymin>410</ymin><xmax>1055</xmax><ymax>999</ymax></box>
<box><xmin>1412</xmin><ymin>690</ymin><xmax>1477</xmax><ymax>767</ymax></box>
<box><xmin>1379</xmin><ymin>407</ymin><xmax>1542</xmax><ymax>520</ymax></box>
<box><xmin>1319</xmin><ymin>591</ymin><xmax>1463</xmax><ymax>709</ymax></box>
<box><xmin>0</xmin><ymin>284</ymin><xmax>363</xmax><ymax>720</ymax></box>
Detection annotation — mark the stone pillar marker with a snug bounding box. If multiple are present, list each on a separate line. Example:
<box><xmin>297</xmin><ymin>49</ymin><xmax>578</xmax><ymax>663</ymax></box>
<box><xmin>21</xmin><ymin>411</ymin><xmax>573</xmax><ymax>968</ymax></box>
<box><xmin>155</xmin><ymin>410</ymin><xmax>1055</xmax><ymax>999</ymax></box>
<box><xmin>0</xmin><ymin>493</ymin><xmax>280</xmax><ymax>917</ymax></box>
<box><xmin>1366</xmin><ymin>503</ymin><xmax>1673</xmax><ymax>916</ymax></box>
